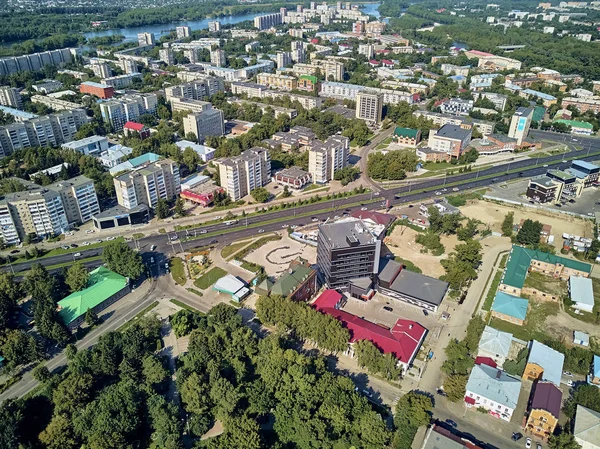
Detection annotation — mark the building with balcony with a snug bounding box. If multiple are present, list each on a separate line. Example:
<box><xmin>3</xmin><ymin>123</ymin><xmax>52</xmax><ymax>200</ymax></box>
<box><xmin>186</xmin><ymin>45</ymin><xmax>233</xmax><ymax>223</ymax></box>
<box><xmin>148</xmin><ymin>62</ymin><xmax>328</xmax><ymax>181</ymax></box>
<box><xmin>307</xmin><ymin>135</ymin><xmax>349</xmax><ymax>184</ymax></box>
<box><xmin>216</xmin><ymin>147</ymin><xmax>271</xmax><ymax>201</ymax></box>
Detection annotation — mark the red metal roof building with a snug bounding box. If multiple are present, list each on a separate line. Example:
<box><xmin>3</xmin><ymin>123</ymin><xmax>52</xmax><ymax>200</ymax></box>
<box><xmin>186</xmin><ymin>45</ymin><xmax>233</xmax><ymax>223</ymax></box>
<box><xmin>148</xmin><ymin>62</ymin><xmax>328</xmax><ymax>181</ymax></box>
<box><xmin>475</xmin><ymin>356</ymin><xmax>498</xmax><ymax>368</ymax></box>
<box><xmin>180</xmin><ymin>190</ymin><xmax>215</xmax><ymax>207</ymax></box>
<box><xmin>123</xmin><ymin>121</ymin><xmax>150</xmax><ymax>139</ymax></box>
<box><xmin>313</xmin><ymin>290</ymin><xmax>426</xmax><ymax>371</ymax></box>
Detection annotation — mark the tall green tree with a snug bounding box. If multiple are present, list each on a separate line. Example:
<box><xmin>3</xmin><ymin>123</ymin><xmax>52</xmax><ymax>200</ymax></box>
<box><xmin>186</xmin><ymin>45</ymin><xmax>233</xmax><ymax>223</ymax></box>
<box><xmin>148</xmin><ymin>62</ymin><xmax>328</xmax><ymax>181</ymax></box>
<box><xmin>65</xmin><ymin>262</ymin><xmax>89</xmax><ymax>293</ymax></box>
<box><xmin>102</xmin><ymin>241</ymin><xmax>144</xmax><ymax>279</ymax></box>
<box><xmin>155</xmin><ymin>199</ymin><xmax>170</xmax><ymax>219</ymax></box>
<box><xmin>501</xmin><ymin>212</ymin><xmax>514</xmax><ymax>237</ymax></box>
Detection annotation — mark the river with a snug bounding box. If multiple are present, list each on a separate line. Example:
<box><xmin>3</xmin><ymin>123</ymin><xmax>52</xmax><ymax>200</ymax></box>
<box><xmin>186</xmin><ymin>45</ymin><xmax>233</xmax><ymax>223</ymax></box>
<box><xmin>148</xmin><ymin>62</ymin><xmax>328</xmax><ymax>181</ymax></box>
<box><xmin>83</xmin><ymin>2</ymin><xmax>381</xmax><ymax>43</ymax></box>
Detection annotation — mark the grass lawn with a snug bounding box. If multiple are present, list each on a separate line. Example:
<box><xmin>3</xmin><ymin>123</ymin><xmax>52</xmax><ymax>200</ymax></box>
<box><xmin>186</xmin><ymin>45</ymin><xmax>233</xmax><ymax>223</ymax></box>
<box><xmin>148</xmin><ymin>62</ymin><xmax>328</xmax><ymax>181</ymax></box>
<box><xmin>499</xmin><ymin>254</ymin><xmax>508</xmax><ymax>270</ymax></box>
<box><xmin>169</xmin><ymin>257</ymin><xmax>187</xmax><ymax>286</ymax></box>
<box><xmin>186</xmin><ymin>288</ymin><xmax>203</xmax><ymax>297</ymax></box>
<box><xmin>133</xmin><ymin>233</ymin><xmax>145</xmax><ymax>239</ymax></box>
<box><xmin>303</xmin><ymin>183</ymin><xmax>328</xmax><ymax>192</ymax></box>
<box><xmin>194</xmin><ymin>267</ymin><xmax>227</xmax><ymax>290</ymax></box>
<box><xmin>482</xmin><ymin>270</ymin><xmax>503</xmax><ymax>312</ymax></box>
<box><xmin>489</xmin><ymin>299</ymin><xmax>559</xmax><ymax>342</ymax></box>
<box><xmin>523</xmin><ymin>272</ymin><xmax>568</xmax><ymax>298</ymax></box>
<box><xmin>12</xmin><ymin>237</ymin><xmax>125</xmax><ymax>263</ymax></box>
<box><xmin>170</xmin><ymin>298</ymin><xmax>204</xmax><ymax>313</ymax></box>
<box><xmin>221</xmin><ymin>240</ymin><xmax>252</xmax><ymax>259</ymax></box>
<box><xmin>421</xmin><ymin>161</ymin><xmax>456</xmax><ymax>171</ymax></box>
<box><xmin>394</xmin><ymin>256</ymin><xmax>422</xmax><ymax>274</ymax></box>
<box><xmin>117</xmin><ymin>301</ymin><xmax>159</xmax><ymax>332</ymax></box>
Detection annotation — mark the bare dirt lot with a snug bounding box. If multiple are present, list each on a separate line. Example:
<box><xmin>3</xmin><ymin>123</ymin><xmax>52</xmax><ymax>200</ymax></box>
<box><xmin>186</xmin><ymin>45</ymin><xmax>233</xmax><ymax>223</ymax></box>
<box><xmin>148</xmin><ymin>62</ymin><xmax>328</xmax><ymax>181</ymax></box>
<box><xmin>244</xmin><ymin>234</ymin><xmax>317</xmax><ymax>276</ymax></box>
<box><xmin>385</xmin><ymin>226</ymin><xmax>449</xmax><ymax>278</ymax></box>
<box><xmin>460</xmin><ymin>200</ymin><xmax>594</xmax><ymax>244</ymax></box>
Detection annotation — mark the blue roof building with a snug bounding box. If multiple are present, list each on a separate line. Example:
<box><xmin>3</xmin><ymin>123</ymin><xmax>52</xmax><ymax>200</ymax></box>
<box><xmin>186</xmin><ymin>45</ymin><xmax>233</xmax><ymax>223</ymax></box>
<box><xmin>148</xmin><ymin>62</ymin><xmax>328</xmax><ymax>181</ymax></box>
<box><xmin>569</xmin><ymin>276</ymin><xmax>595</xmax><ymax>313</ymax></box>
<box><xmin>589</xmin><ymin>355</ymin><xmax>600</xmax><ymax>387</ymax></box>
<box><xmin>491</xmin><ymin>291</ymin><xmax>529</xmax><ymax>325</ymax></box>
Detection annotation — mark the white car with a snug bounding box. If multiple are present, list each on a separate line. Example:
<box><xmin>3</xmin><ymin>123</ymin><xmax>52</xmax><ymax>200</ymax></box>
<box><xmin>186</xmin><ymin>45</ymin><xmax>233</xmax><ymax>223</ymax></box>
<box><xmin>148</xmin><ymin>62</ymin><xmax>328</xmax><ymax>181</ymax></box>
<box><xmin>85</xmin><ymin>229</ymin><xmax>95</xmax><ymax>234</ymax></box>
<box><xmin>106</xmin><ymin>236</ymin><xmax>116</xmax><ymax>241</ymax></box>
<box><xmin>74</xmin><ymin>252</ymin><xmax>81</xmax><ymax>257</ymax></box>
<box><xmin>215</xmin><ymin>216</ymin><xmax>222</xmax><ymax>220</ymax></box>
<box><xmin>150</xmin><ymin>245</ymin><xmax>156</xmax><ymax>251</ymax></box>
<box><xmin>373</xmin><ymin>192</ymin><xmax>380</xmax><ymax>196</ymax></box>
<box><xmin>81</xmin><ymin>242</ymin><xmax>90</xmax><ymax>246</ymax></box>
<box><xmin>452</xmin><ymin>187</ymin><xmax>459</xmax><ymax>192</ymax></box>
<box><xmin>61</xmin><ymin>245</ymin><xmax>70</xmax><ymax>250</ymax></box>
<box><xmin>281</xmin><ymin>224</ymin><xmax>288</xmax><ymax>228</ymax></box>
<box><xmin>200</xmin><ymin>230</ymin><xmax>207</xmax><ymax>234</ymax></box>
<box><xmin>258</xmin><ymin>229</ymin><xmax>265</xmax><ymax>233</ymax></box>
<box><xmin>525</xmin><ymin>438</ymin><xmax>532</xmax><ymax>449</ymax></box>
<box><xmin>361</xmin><ymin>207</ymin><xmax>368</xmax><ymax>211</ymax></box>
<box><xmin>435</xmin><ymin>191</ymin><xmax>442</xmax><ymax>196</ymax></box>
<box><xmin>311</xmin><ymin>217</ymin><xmax>319</xmax><ymax>222</ymax></box>
<box><xmin>95</xmin><ymin>239</ymin><xmax>102</xmax><ymax>244</ymax></box>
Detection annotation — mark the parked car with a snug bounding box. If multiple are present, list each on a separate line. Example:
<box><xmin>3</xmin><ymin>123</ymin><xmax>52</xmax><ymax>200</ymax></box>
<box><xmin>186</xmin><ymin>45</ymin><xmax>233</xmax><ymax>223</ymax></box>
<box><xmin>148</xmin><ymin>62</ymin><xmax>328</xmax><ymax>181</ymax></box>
<box><xmin>210</xmin><ymin>239</ymin><xmax>218</xmax><ymax>244</ymax></box>
<box><xmin>61</xmin><ymin>245</ymin><xmax>70</xmax><ymax>250</ymax></box>
<box><xmin>563</xmin><ymin>371</ymin><xmax>573</xmax><ymax>377</ymax></box>
<box><xmin>312</xmin><ymin>217</ymin><xmax>319</xmax><ymax>221</ymax></box>
<box><xmin>383</xmin><ymin>306</ymin><xmax>393</xmax><ymax>312</ymax></box>
<box><xmin>525</xmin><ymin>438</ymin><xmax>532</xmax><ymax>449</ymax></box>
<box><xmin>512</xmin><ymin>432</ymin><xmax>523</xmax><ymax>441</ymax></box>
<box><xmin>81</xmin><ymin>241</ymin><xmax>90</xmax><ymax>246</ymax></box>
<box><xmin>258</xmin><ymin>229</ymin><xmax>265</xmax><ymax>233</ymax></box>
<box><xmin>150</xmin><ymin>245</ymin><xmax>156</xmax><ymax>251</ymax></box>
<box><xmin>435</xmin><ymin>191</ymin><xmax>442</xmax><ymax>196</ymax></box>
<box><xmin>422</xmin><ymin>309</ymin><xmax>428</xmax><ymax>316</ymax></box>
<box><xmin>536</xmin><ymin>443</ymin><xmax>542</xmax><ymax>449</ymax></box>
<box><xmin>445</xmin><ymin>419</ymin><xmax>457</xmax><ymax>428</ymax></box>
<box><xmin>436</xmin><ymin>389</ymin><xmax>447</xmax><ymax>396</ymax></box>
<box><xmin>452</xmin><ymin>187</ymin><xmax>459</xmax><ymax>192</ymax></box>
<box><xmin>567</xmin><ymin>380</ymin><xmax>574</xmax><ymax>386</ymax></box>
<box><xmin>200</xmin><ymin>230</ymin><xmax>207</xmax><ymax>234</ymax></box>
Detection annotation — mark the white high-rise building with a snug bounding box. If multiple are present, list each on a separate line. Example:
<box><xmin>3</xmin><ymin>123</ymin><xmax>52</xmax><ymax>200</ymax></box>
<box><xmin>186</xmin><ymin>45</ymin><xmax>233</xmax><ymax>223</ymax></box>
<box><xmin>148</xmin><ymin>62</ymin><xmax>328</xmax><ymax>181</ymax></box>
<box><xmin>308</xmin><ymin>135</ymin><xmax>350</xmax><ymax>184</ymax></box>
<box><xmin>210</xmin><ymin>49</ymin><xmax>226</xmax><ymax>67</ymax></box>
<box><xmin>0</xmin><ymin>86</ymin><xmax>22</xmax><ymax>109</ymax></box>
<box><xmin>159</xmin><ymin>49</ymin><xmax>175</xmax><ymax>65</ymax></box>
<box><xmin>208</xmin><ymin>21</ymin><xmax>221</xmax><ymax>32</ymax></box>
<box><xmin>176</xmin><ymin>26</ymin><xmax>191</xmax><ymax>39</ymax></box>
<box><xmin>356</xmin><ymin>92</ymin><xmax>383</xmax><ymax>123</ymax></box>
<box><xmin>358</xmin><ymin>44</ymin><xmax>374</xmax><ymax>59</ymax></box>
<box><xmin>508</xmin><ymin>107</ymin><xmax>534</xmax><ymax>145</ymax></box>
<box><xmin>217</xmin><ymin>148</ymin><xmax>271</xmax><ymax>201</ymax></box>
<box><xmin>276</xmin><ymin>51</ymin><xmax>292</xmax><ymax>69</ymax></box>
<box><xmin>137</xmin><ymin>32</ymin><xmax>156</xmax><ymax>46</ymax></box>
<box><xmin>183</xmin><ymin>109</ymin><xmax>225</xmax><ymax>142</ymax></box>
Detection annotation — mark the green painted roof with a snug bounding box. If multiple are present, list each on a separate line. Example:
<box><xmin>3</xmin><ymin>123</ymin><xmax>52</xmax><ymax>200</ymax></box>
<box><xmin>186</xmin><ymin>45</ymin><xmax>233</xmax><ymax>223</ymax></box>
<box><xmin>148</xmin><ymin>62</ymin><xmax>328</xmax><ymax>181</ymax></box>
<box><xmin>532</xmin><ymin>106</ymin><xmax>545</xmax><ymax>122</ymax></box>
<box><xmin>502</xmin><ymin>245</ymin><xmax>592</xmax><ymax>289</ymax></box>
<box><xmin>58</xmin><ymin>267</ymin><xmax>129</xmax><ymax>325</ymax></box>
<box><xmin>492</xmin><ymin>292</ymin><xmax>529</xmax><ymax>320</ymax></box>
<box><xmin>553</xmin><ymin>119</ymin><xmax>594</xmax><ymax>130</ymax></box>
<box><xmin>394</xmin><ymin>127</ymin><xmax>419</xmax><ymax>138</ymax></box>
<box><xmin>271</xmin><ymin>265</ymin><xmax>314</xmax><ymax>297</ymax></box>
<box><xmin>299</xmin><ymin>75</ymin><xmax>318</xmax><ymax>84</ymax></box>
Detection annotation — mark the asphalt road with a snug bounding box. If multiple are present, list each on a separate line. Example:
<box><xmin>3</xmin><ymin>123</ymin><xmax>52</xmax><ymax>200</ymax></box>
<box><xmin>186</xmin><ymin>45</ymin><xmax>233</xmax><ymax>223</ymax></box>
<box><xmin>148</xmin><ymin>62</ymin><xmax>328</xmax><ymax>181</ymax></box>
<box><xmin>6</xmin><ymin>132</ymin><xmax>599</xmax><ymax>276</ymax></box>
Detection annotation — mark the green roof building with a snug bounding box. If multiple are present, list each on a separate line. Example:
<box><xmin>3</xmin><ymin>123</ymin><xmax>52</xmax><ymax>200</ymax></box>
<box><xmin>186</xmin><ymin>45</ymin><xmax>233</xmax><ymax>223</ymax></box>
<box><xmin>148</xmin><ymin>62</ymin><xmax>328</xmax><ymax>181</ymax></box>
<box><xmin>491</xmin><ymin>291</ymin><xmax>529</xmax><ymax>325</ymax></box>
<box><xmin>58</xmin><ymin>267</ymin><xmax>130</xmax><ymax>330</ymax></box>
<box><xmin>299</xmin><ymin>74</ymin><xmax>318</xmax><ymax>84</ymax></box>
<box><xmin>553</xmin><ymin>119</ymin><xmax>594</xmax><ymax>135</ymax></box>
<box><xmin>393</xmin><ymin>127</ymin><xmax>421</xmax><ymax>145</ymax></box>
<box><xmin>257</xmin><ymin>257</ymin><xmax>318</xmax><ymax>302</ymax></box>
<box><xmin>532</xmin><ymin>106</ymin><xmax>546</xmax><ymax>123</ymax></box>
<box><xmin>501</xmin><ymin>245</ymin><xmax>591</xmax><ymax>293</ymax></box>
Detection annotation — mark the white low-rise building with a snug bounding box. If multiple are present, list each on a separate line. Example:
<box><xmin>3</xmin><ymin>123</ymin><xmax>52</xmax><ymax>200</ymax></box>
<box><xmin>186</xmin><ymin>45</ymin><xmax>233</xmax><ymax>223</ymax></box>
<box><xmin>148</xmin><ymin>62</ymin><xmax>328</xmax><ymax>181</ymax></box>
<box><xmin>464</xmin><ymin>363</ymin><xmax>521</xmax><ymax>421</ymax></box>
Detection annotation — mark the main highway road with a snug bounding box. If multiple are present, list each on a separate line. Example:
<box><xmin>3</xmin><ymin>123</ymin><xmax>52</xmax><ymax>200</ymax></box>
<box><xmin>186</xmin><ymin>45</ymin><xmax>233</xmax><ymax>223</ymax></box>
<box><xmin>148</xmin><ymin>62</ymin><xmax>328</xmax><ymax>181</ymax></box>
<box><xmin>6</xmin><ymin>131</ymin><xmax>599</xmax><ymax>275</ymax></box>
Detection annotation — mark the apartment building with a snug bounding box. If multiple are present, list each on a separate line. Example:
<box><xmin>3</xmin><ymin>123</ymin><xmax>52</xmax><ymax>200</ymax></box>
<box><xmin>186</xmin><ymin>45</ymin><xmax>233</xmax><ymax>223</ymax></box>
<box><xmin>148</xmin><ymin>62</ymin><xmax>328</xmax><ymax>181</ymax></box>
<box><xmin>119</xmin><ymin>59</ymin><xmax>139</xmax><ymax>74</ymax></box>
<box><xmin>6</xmin><ymin>187</ymin><xmax>68</xmax><ymax>240</ymax></box>
<box><xmin>210</xmin><ymin>49</ymin><xmax>226</xmax><ymax>67</ymax></box>
<box><xmin>464</xmin><ymin>364</ymin><xmax>521</xmax><ymax>421</ymax></box>
<box><xmin>89</xmin><ymin>61</ymin><xmax>112</xmax><ymax>79</ymax></box>
<box><xmin>217</xmin><ymin>147</ymin><xmax>271</xmax><ymax>201</ymax></box>
<box><xmin>358</xmin><ymin>44</ymin><xmax>374</xmax><ymax>59</ymax></box>
<box><xmin>0</xmin><ymin>110</ymin><xmax>88</xmax><ymax>158</ymax></box>
<box><xmin>316</xmin><ymin>220</ymin><xmax>382</xmax><ymax>289</ymax></box>
<box><xmin>276</xmin><ymin>51</ymin><xmax>292</xmax><ymax>69</ymax></box>
<box><xmin>208</xmin><ymin>21</ymin><xmax>221</xmax><ymax>32</ymax></box>
<box><xmin>263</xmin><ymin>90</ymin><xmax>322</xmax><ymax>109</ymax></box>
<box><xmin>80</xmin><ymin>81</ymin><xmax>114</xmax><ymax>99</ymax></box>
<box><xmin>0</xmin><ymin>48</ymin><xmax>74</xmax><ymax>76</ymax></box>
<box><xmin>231</xmin><ymin>82</ymin><xmax>268</xmax><ymax>98</ymax></box>
<box><xmin>440</xmin><ymin>98</ymin><xmax>474</xmax><ymax>116</ymax></box>
<box><xmin>508</xmin><ymin>107</ymin><xmax>534</xmax><ymax>145</ymax></box>
<box><xmin>100</xmin><ymin>94</ymin><xmax>157</xmax><ymax>131</ymax></box>
<box><xmin>561</xmin><ymin>97</ymin><xmax>600</xmax><ymax>114</ymax></box>
<box><xmin>320</xmin><ymin>81</ymin><xmax>418</xmax><ymax>105</ymax></box>
<box><xmin>525</xmin><ymin>382</ymin><xmax>562</xmax><ymax>441</ymax></box>
<box><xmin>427</xmin><ymin>124</ymin><xmax>472</xmax><ymax>159</ymax></box>
<box><xmin>101</xmin><ymin>73</ymin><xmax>142</xmax><ymax>89</ymax></box>
<box><xmin>257</xmin><ymin>73</ymin><xmax>297</xmax><ymax>91</ymax></box>
<box><xmin>169</xmin><ymin>97</ymin><xmax>213</xmax><ymax>114</ymax></box>
<box><xmin>159</xmin><ymin>49</ymin><xmax>175</xmax><ymax>65</ymax></box>
<box><xmin>229</xmin><ymin>99</ymin><xmax>297</xmax><ymax>119</ymax></box>
<box><xmin>62</xmin><ymin>135</ymin><xmax>109</xmax><ymax>155</ymax></box>
<box><xmin>355</xmin><ymin>92</ymin><xmax>383</xmax><ymax>124</ymax></box>
<box><xmin>31</xmin><ymin>95</ymin><xmax>83</xmax><ymax>112</ymax></box>
<box><xmin>164</xmin><ymin>76</ymin><xmax>224</xmax><ymax>102</ymax></box>
<box><xmin>176</xmin><ymin>26</ymin><xmax>191</xmax><ymax>39</ymax></box>
<box><xmin>308</xmin><ymin>135</ymin><xmax>350</xmax><ymax>184</ymax></box>
<box><xmin>182</xmin><ymin>109</ymin><xmax>225</xmax><ymax>142</ymax></box>
<box><xmin>291</xmin><ymin>60</ymin><xmax>344</xmax><ymax>81</ymax></box>
<box><xmin>138</xmin><ymin>32</ymin><xmax>156</xmax><ymax>46</ymax></box>
<box><xmin>477</xmin><ymin>53</ymin><xmax>522</xmax><ymax>71</ymax></box>
<box><xmin>414</xmin><ymin>110</ymin><xmax>495</xmax><ymax>136</ymax></box>
<box><xmin>254</xmin><ymin>12</ymin><xmax>283</xmax><ymax>30</ymax></box>
<box><xmin>440</xmin><ymin>64</ymin><xmax>470</xmax><ymax>76</ymax></box>
<box><xmin>291</xmin><ymin>40</ymin><xmax>306</xmax><ymax>63</ymax></box>
<box><xmin>49</xmin><ymin>176</ymin><xmax>101</xmax><ymax>225</ymax></box>
<box><xmin>114</xmin><ymin>159</ymin><xmax>181</xmax><ymax>210</ymax></box>
<box><xmin>473</xmin><ymin>92</ymin><xmax>508</xmax><ymax>111</ymax></box>
<box><xmin>0</xmin><ymin>86</ymin><xmax>22</xmax><ymax>109</ymax></box>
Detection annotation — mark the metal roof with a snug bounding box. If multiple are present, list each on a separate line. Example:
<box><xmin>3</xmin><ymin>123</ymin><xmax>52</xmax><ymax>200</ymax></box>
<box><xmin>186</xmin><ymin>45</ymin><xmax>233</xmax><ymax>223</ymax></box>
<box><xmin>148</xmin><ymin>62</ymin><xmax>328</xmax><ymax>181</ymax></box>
<box><xmin>479</xmin><ymin>326</ymin><xmax>513</xmax><ymax>359</ymax></box>
<box><xmin>58</xmin><ymin>267</ymin><xmax>128</xmax><ymax>325</ymax></box>
<box><xmin>569</xmin><ymin>276</ymin><xmax>594</xmax><ymax>308</ymax></box>
<box><xmin>527</xmin><ymin>340</ymin><xmax>565</xmax><ymax>387</ymax></box>
<box><xmin>491</xmin><ymin>292</ymin><xmax>529</xmax><ymax>321</ymax></box>
<box><xmin>574</xmin><ymin>405</ymin><xmax>600</xmax><ymax>446</ymax></box>
<box><xmin>530</xmin><ymin>382</ymin><xmax>562</xmax><ymax>419</ymax></box>
<box><xmin>466</xmin><ymin>364</ymin><xmax>521</xmax><ymax>410</ymax></box>
<box><xmin>388</xmin><ymin>269</ymin><xmax>449</xmax><ymax>306</ymax></box>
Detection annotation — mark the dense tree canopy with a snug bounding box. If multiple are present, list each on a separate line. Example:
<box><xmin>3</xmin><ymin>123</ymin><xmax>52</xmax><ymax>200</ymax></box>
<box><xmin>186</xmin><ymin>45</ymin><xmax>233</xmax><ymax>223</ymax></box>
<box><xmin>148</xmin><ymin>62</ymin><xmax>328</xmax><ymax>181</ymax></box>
<box><xmin>102</xmin><ymin>241</ymin><xmax>145</xmax><ymax>279</ymax></box>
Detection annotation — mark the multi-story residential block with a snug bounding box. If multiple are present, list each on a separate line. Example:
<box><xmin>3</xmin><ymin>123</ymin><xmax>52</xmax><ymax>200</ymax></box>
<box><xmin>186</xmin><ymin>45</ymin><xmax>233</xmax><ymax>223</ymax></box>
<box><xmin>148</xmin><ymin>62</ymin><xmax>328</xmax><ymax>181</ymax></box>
<box><xmin>217</xmin><ymin>147</ymin><xmax>271</xmax><ymax>200</ymax></box>
<box><xmin>0</xmin><ymin>86</ymin><xmax>22</xmax><ymax>109</ymax></box>
<box><xmin>308</xmin><ymin>135</ymin><xmax>349</xmax><ymax>184</ymax></box>
<box><xmin>358</xmin><ymin>43</ymin><xmax>374</xmax><ymax>59</ymax></box>
<box><xmin>464</xmin><ymin>363</ymin><xmax>521</xmax><ymax>421</ymax></box>
<box><xmin>89</xmin><ymin>61</ymin><xmax>112</xmax><ymax>79</ymax></box>
<box><xmin>208</xmin><ymin>21</ymin><xmax>221</xmax><ymax>32</ymax></box>
<box><xmin>159</xmin><ymin>49</ymin><xmax>174</xmax><ymax>65</ymax></box>
<box><xmin>49</xmin><ymin>175</ymin><xmax>101</xmax><ymax>225</ymax></box>
<box><xmin>32</xmin><ymin>80</ymin><xmax>64</xmax><ymax>94</ymax></box>
<box><xmin>229</xmin><ymin>99</ymin><xmax>297</xmax><ymax>119</ymax></box>
<box><xmin>276</xmin><ymin>51</ymin><xmax>292</xmax><ymax>69</ymax></box>
<box><xmin>291</xmin><ymin>40</ymin><xmax>306</xmax><ymax>63</ymax></box>
<box><xmin>473</xmin><ymin>92</ymin><xmax>508</xmax><ymax>111</ymax></box>
<box><xmin>440</xmin><ymin>98</ymin><xmax>473</xmax><ymax>116</ymax></box>
<box><xmin>210</xmin><ymin>49</ymin><xmax>226</xmax><ymax>67</ymax></box>
<box><xmin>0</xmin><ymin>201</ymin><xmax>19</xmax><ymax>245</ymax></box>
<box><xmin>170</xmin><ymin>97</ymin><xmax>214</xmax><ymax>115</ymax></box>
<box><xmin>561</xmin><ymin>97</ymin><xmax>600</xmax><ymax>114</ymax></box>
<box><xmin>31</xmin><ymin>95</ymin><xmax>83</xmax><ymax>112</ymax></box>
<box><xmin>297</xmin><ymin>74</ymin><xmax>318</xmax><ymax>92</ymax></box>
<box><xmin>320</xmin><ymin>81</ymin><xmax>418</xmax><ymax>105</ymax></box>
<box><xmin>138</xmin><ymin>32</ymin><xmax>156</xmax><ymax>46</ymax></box>
<box><xmin>365</xmin><ymin>21</ymin><xmax>386</xmax><ymax>36</ymax></box>
<box><xmin>0</xmin><ymin>110</ymin><xmax>88</xmax><ymax>157</ymax></box>
<box><xmin>316</xmin><ymin>220</ymin><xmax>382</xmax><ymax>289</ymax></box>
<box><xmin>245</xmin><ymin>41</ymin><xmax>260</xmax><ymax>53</ymax></box>
<box><xmin>101</xmin><ymin>73</ymin><xmax>142</xmax><ymax>89</ymax></box>
<box><xmin>440</xmin><ymin>64</ymin><xmax>470</xmax><ymax>76</ymax></box>
<box><xmin>263</xmin><ymin>90</ymin><xmax>323</xmax><ymax>109</ymax></box>
<box><xmin>254</xmin><ymin>12</ymin><xmax>283</xmax><ymax>30</ymax></box>
<box><xmin>165</xmin><ymin>76</ymin><xmax>224</xmax><ymax>102</ymax></box>
<box><xmin>256</xmin><ymin>73</ymin><xmax>297</xmax><ymax>91</ymax></box>
<box><xmin>0</xmin><ymin>48</ymin><xmax>75</xmax><ymax>76</ymax></box>
<box><xmin>176</xmin><ymin>26</ymin><xmax>191</xmax><ymax>39</ymax></box>
<box><xmin>114</xmin><ymin>158</ymin><xmax>181</xmax><ymax>210</ymax></box>
<box><xmin>80</xmin><ymin>81</ymin><xmax>115</xmax><ymax>99</ymax></box>
<box><xmin>230</xmin><ymin>81</ymin><xmax>268</xmax><ymax>98</ymax></box>
<box><xmin>413</xmin><ymin>110</ymin><xmax>494</xmax><ymax>136</ymax></box>
<box><xmin>525</xmin><ymin>382</ymin><xmax>562</xmax><ymax>440</ymax></box>
<box><xmin>427</xmin><ymin>124</ymin><xmax>472</xmax><ymax>159</ymax></box>
<box><xmin>508</xmin><ymin>107</ymin><xmax>534</xmax><ymax>145</ymax></box>
<box><xmin>57</xmin><ymin>69</ymin><xmax>89</xmax><ymax>80</ymax></box>
<box><xmin>62</xmin><ymin>135</ymin><xmax>109</xmax><ymax>155</ymax></box>
<box><xmin>100</xmin><ymin>94</ymin><xmax>157</xmax><ymax>131</ymax></box>
<box><xmin>355</xmin><ymin>92</ymin><xmax>383</xmax><ymax>123</ymax></box>
<box><xmin>182</xmin><ymin>109</ymin><xmax>225</xmax><ymax>142</ymax></box>
<box><xmin>118</xmin><ymin>58</ymin><xmax>139</xmax><ymax>74</ymax></box>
